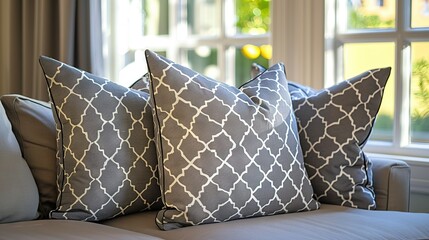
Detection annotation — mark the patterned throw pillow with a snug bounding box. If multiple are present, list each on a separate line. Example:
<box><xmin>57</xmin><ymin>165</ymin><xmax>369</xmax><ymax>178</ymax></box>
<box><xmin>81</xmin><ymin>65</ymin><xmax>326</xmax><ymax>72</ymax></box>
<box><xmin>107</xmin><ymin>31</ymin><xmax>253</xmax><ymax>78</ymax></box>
<box><xmin>251</xmin><ymin>63</ymin><xmax>391</xmax><ymax>209</ymax></box>
<box><xmin>293</xmin><ymin>68</ymin><xmax>391</xmax><ymax>209</ymax></box>
<box><xmin>145</xmin><ymin>50</ymin><xmax>320</xmax><ymax>230</ymax></box>
<box><xmin>39</xmin><ymin>56</ymin><xmax>163</xmax><ymax>221</ymax></box>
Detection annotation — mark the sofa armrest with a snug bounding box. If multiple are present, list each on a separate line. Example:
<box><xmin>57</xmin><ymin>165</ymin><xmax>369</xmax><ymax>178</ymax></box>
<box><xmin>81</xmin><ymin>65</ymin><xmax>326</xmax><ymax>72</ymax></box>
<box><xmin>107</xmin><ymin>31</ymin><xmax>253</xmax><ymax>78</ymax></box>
<box><xmin>371</xmin><ymin>156</ymin><xmax>410</xmax><ymax>212</ymax></box>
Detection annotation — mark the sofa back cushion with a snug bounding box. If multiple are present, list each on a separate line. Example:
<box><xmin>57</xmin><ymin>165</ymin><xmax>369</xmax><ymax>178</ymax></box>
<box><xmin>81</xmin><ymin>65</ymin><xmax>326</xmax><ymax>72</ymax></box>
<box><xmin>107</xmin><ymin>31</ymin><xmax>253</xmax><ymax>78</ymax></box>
<box><xmin>0</xmin><ymin>102</ymin><xmax>39</xmax><ymax>223</ymax></box>
<box><xmin>1</xmin><ymin>95</ymin><xmax>57</xmax><ymax>218</ymax></box>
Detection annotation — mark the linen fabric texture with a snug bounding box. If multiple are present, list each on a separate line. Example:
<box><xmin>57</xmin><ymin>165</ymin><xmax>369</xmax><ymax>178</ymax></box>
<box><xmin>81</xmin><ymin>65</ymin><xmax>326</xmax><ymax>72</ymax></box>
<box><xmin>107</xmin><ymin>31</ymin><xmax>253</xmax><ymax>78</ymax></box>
<box><xmin>39</xmin><ymin>56</ymin><xmax>163</xmax><ymax>221</ymax></box>
<box><xmin>145</xmin><ymin>50</ymin><xmax>320</xmax><ymax>230</ymax></box>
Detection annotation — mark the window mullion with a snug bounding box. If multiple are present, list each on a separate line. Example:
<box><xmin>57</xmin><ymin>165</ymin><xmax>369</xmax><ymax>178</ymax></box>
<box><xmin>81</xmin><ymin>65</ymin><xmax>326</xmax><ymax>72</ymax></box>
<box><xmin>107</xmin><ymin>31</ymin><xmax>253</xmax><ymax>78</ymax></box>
<box><xmin>223</xmin><ymin>0</ymin><xmax>235</xmax><ymax>85</ymax></box>
<box><xmin>394</xmin><ymin>0</ymin><xmax>411</xmax><ymax>148</ymax></box>
<box><xmin>336</xmin><ymin>31</ymin><xmax>397</xmax><ymax>42</ymax></box>
<box><xmin>168</xmin><ymin>0</ymin><xmax>179</xmax><ymax>61</ymax></box>
<box><xmin>324</xmin><ymin>0</ymin><xmax>336</xmax><ymax>87</ymax></box>
<box><xmin>220</xmin><ymin>0</ymin><xmax>227</xmax><ymax>84</ymax></box>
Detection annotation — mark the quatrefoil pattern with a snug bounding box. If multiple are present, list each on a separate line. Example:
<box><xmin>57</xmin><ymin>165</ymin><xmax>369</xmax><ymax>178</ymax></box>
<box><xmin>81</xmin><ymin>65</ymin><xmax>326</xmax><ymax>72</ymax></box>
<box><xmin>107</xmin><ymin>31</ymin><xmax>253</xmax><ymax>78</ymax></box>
<box><xmin>39</xmin><ymin>56</ymin><xmax>163</xmax><ymax>221</ymax></box>
<box><xmin>292</xmin><ymin>68</ymin><xmax>391</xmax><ymax>209</ymax></box>
<box><xmin>146</xmin><ymin>50</ymin><xmax>320</xmax><ymax>230</ymax></box>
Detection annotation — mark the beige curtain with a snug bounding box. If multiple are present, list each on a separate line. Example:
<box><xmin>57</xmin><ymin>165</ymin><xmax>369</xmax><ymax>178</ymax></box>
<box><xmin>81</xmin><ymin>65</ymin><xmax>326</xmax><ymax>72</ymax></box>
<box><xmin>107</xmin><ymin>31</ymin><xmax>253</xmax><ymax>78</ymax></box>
<box><xmin>0</xmin><ymin>0</ymin><xmax>103</xmax><ymax>101</ymax></box>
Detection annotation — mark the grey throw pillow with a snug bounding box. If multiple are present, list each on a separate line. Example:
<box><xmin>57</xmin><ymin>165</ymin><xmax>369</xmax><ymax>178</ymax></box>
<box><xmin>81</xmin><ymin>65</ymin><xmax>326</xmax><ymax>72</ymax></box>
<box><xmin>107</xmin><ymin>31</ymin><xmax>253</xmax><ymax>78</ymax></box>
<box><xmin>39</xmin><ymin>56</ymin><xmax>163</xmax><ymax>221</ymax></box>
<box><xmin>0</xmin><ymin>102</ymin><xmax>39</xmax><ymax>223</ymax></box>
<box><xmin>146</xmin><ymin>50</ymin><xmax>320</xmax><ymax>230</ymax></box>
<box><xmin>251</xmin><ymin>63</ymin><xmax>391</xmax><ymax>209</ymax></box>
<box><xmin>1</xmin><ymin>95</ymin><xmax>57</xmax><ymax>219</ymax></box>
<box><xmin>293</xmin><ymin>68</ymin><xmax>391</xmax><ymax>209</ymax></box>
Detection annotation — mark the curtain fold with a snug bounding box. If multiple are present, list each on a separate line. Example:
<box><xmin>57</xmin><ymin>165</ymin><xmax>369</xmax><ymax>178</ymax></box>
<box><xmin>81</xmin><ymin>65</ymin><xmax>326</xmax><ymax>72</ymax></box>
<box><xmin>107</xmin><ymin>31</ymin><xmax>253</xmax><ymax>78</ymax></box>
<box><xmin>0</xmin><ymin>0</ymin><xmax>103</xmax><ymax>101</ymax></box>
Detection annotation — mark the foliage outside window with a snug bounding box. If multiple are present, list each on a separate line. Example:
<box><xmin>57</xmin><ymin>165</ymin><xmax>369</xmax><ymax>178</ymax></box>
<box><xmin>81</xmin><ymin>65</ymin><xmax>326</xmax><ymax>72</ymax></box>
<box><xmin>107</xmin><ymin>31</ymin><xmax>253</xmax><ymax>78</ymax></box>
<box><xmin>348</xmin><ymin>3</ymin><xmax>394</xmax><ymax>29</ymax></box>
<box><xmin>236</xmin><ymin>0</ymin><xmax>270</xmax><ymax>34</ymax></box>
<box><xmin>411</xmin><ymin>53</ymin><xmax>429</xmax><ymax>143</ymax></box>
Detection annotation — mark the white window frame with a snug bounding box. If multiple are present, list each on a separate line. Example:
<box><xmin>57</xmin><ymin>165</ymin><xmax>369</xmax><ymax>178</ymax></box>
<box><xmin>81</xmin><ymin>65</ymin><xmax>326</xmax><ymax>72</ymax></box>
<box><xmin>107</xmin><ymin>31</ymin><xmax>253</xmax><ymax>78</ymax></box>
<box><xmin>103</xmin><ymin>0</ymin><xmax>270</xmax><ymax>87</ymax></box>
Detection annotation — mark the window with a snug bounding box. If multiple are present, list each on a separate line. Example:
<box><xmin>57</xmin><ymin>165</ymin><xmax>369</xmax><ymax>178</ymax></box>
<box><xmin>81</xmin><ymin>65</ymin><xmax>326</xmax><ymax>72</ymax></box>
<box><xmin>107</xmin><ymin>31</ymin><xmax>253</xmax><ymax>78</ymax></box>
<box><xmin>326</xmin><ymin>0</ymin><xmax>429</xmax><ymax>158</ymax></box>
<box><xmin>103</xmin><ymin>0</ymin><xmax>429</xmax><ymax>159</ymax></box>
<box><xmin>102</xmin><ymin>0</ymin><xmax>271</xmax><ymax>88</ymax></box>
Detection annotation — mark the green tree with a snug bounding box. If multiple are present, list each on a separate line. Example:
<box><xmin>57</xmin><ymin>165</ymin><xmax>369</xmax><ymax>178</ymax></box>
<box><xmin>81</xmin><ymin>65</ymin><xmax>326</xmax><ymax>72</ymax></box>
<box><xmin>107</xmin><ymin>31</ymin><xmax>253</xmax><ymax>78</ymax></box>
<box><xmin>412</xmin><ymin>58</ymin><xmax>429</xmax><ymax>131</ymax></box>
<box><xmin>348</xmin><ymin>10</ymin><xmax>394</xmax><ymax>29</ymax></box>
<box><xmin>235</xmin><ymin>0</ymin><xmax>270</xmax><ymax>34</ymax></box>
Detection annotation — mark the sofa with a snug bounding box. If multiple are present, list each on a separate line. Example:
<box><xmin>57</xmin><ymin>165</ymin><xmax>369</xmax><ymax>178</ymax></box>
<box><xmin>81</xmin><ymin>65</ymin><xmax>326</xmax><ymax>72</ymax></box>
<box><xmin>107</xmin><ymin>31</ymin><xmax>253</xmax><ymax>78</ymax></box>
<box><xmin>1</xmin><ymin>148</ymin><xmax>429</xmax><ymax>239</ymax></box>
<box><xmin>1</xmin><ymin>54</ymin><xmax>429</xmax><ymax>239</ymax></box>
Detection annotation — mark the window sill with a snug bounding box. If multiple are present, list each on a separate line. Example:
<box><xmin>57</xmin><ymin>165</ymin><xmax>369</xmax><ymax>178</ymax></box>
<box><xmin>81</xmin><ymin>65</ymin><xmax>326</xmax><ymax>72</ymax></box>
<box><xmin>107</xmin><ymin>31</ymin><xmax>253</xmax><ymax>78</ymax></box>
<box><xmin>364</xmin><ymin>140</ymin><xmax>429</xmax><ymax>160</ymax></box>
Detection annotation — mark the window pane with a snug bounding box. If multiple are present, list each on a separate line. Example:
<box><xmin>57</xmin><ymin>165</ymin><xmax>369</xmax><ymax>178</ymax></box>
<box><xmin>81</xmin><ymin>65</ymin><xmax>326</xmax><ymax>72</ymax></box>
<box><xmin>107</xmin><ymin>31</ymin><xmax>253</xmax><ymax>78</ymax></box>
<box><xmin>411</xmin><ymin>0</ymin><xmax>429</xmax><ymax>28</ymax></box>
<box><xmin>234</xmin><ymin>0</ymin><xmax>270</xmax><ymax>35</ymax></box>
<box><xmin>342</xmin><ymin>0</ymin><xmax>396</xmax><ymax>30</ymax></box>
<box><xmin>186</xmin><ymin>0</ymin><xmax>220</xmax><ymax>36</ymax></box>
<box><xmin>234</xmin><ymin>45</ymin><xmax>270</xmax><ymax>86</ymax></box>
<box><xmin>411</xmin><ymin>42</ymin><xmax>429</xmax><ymax>143</ymax></box>
<box><xmin>343</xmin><ymin>42</ymin><xmax>395</xmax><ymax>142</ymax></box>
<box><xmin>185</xmin><ymin>47</ymin><xmax>219</xmax><ymax>80</ymax></box>
<box><xmin>143</xmin><ymin>0</ymin><xmax>169</xmax><ymax>35</ymax></box>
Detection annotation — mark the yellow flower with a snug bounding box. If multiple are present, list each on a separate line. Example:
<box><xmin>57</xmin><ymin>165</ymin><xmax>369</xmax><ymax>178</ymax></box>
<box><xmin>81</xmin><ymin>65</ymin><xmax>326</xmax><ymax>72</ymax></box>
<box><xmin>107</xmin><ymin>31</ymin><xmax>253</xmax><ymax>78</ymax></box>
<box><xmin>242</xmin><ymin>44</ymin><xmax>261</xmax><ymax>59</ymax></box>
<box><xmin>260</xmin><ymin>45</ymin><xmax>272</xmax><ymax>60</ymax></box>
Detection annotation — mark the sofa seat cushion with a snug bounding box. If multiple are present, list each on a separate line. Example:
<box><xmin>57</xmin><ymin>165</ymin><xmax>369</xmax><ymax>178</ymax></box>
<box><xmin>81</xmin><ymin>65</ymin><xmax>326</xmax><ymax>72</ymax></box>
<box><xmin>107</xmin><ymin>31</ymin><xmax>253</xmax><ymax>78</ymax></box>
<box><xmin>0</xmin><ymin>219</ymin><xmax>161</xmax><ymax>240</ymax></box>
<box><xmin>103</xmin><ymin>204</ymin><xmax>429</xmax><ymax>240</ymax></box>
